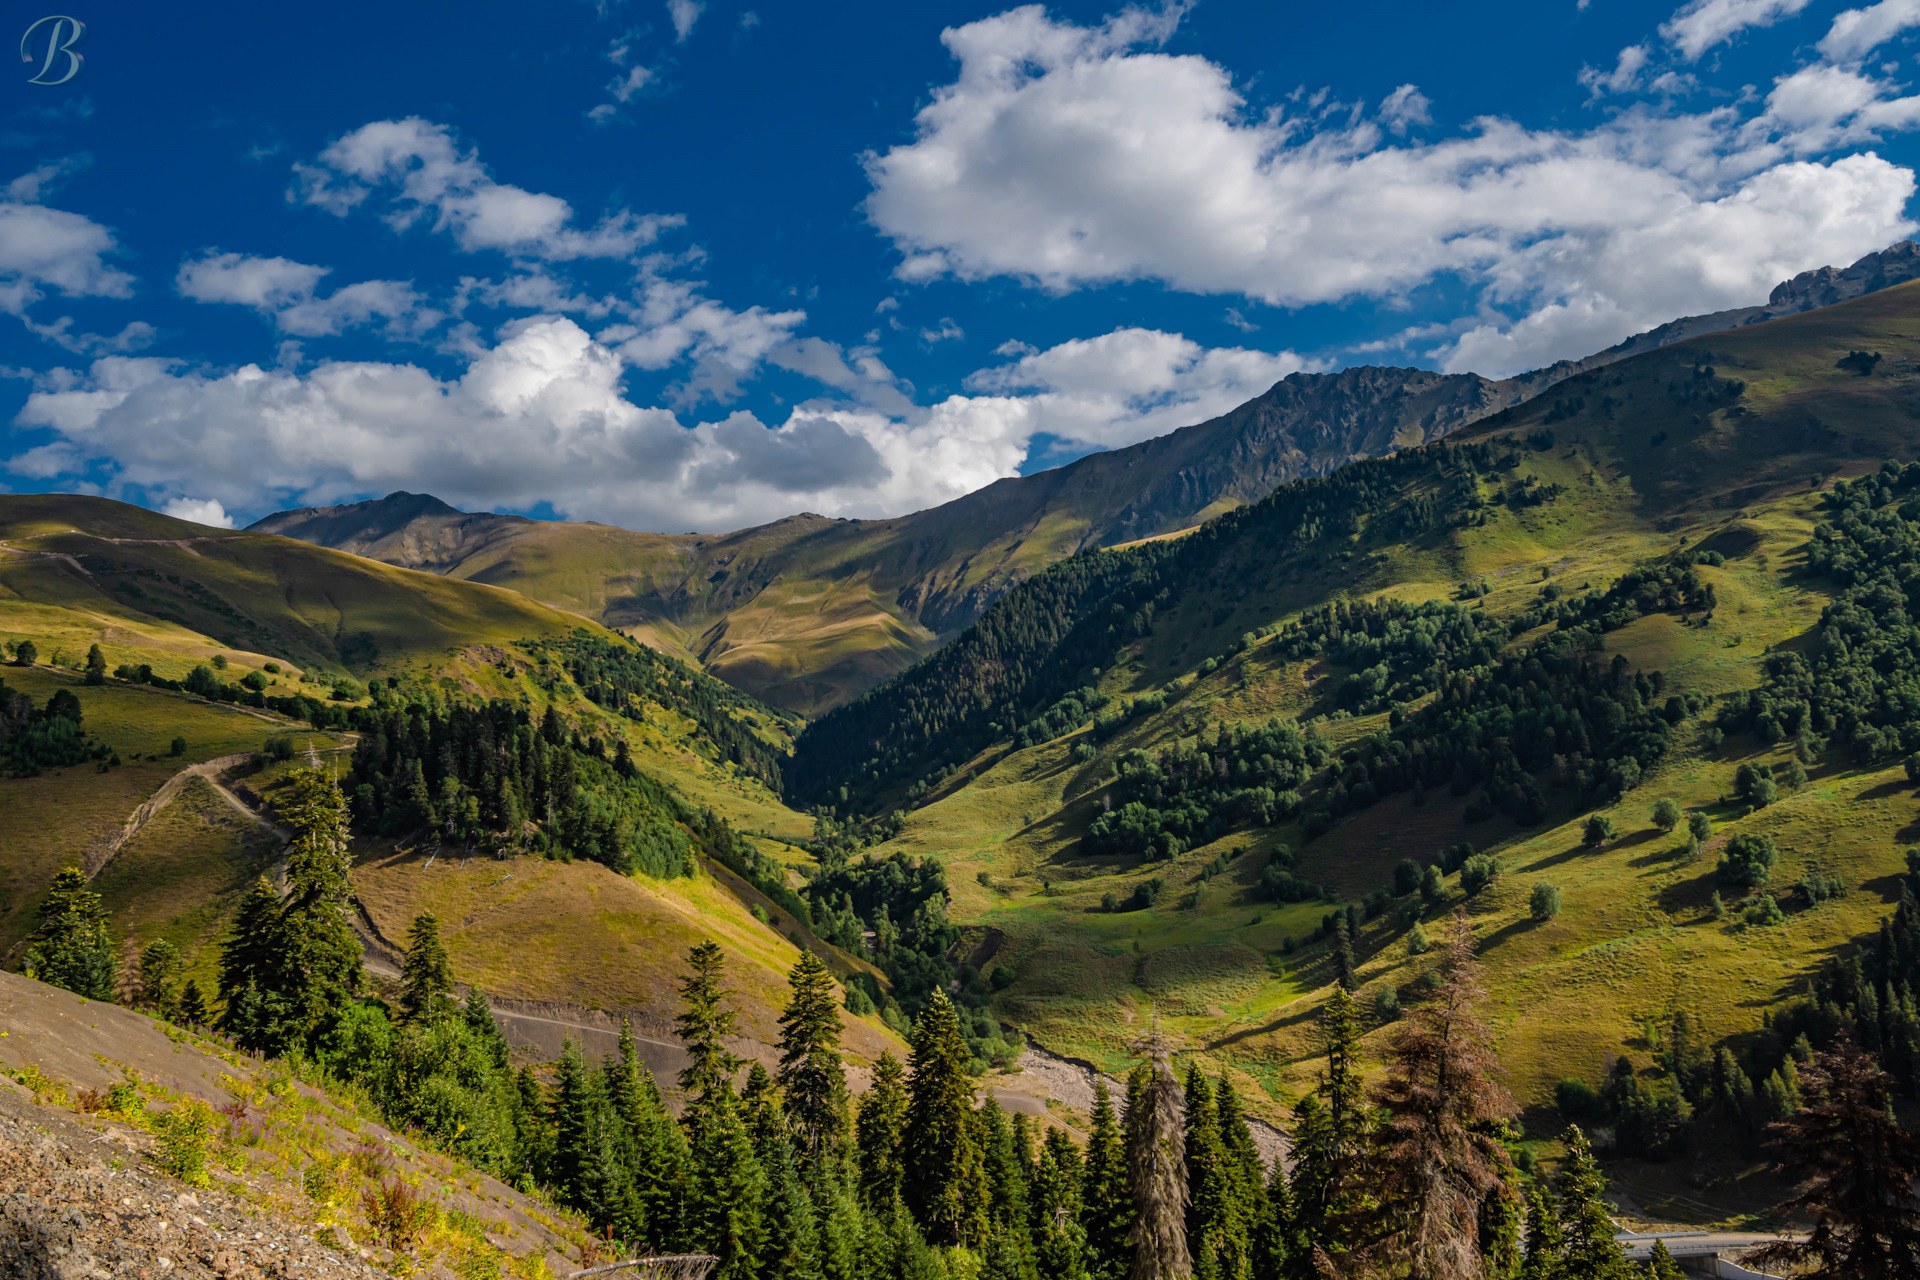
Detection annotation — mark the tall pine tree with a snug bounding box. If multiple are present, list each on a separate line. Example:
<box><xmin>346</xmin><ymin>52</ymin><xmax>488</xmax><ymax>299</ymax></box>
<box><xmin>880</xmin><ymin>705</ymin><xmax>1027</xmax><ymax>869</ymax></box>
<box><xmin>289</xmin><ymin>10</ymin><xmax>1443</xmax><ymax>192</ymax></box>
<box><xmin>1554</xmin><ymin>1126</ymin><xmax>1629</xmax><ymax>1280</ymax></box>
<box><xmin>856</xmin><ymin>1051</ymin><xmax>908</xmax><ymax>1213</ymax></box>
<box><xmin>902</xmin><ymin>988</ymin><xmax>990</xmax><ymax>1247</ymax></box>
<box><xmin>399</xmin><ymin>912</ymin><xmax>455</xmax><ymax>1023</ymax></box>
<box><xmin>677</xmin><ymin>939</ymin><xmax>746</xmax><ymax>1122</ymax></box>
<box><xmin>1288</xmin><ymin>987</ymin><xmax>1371</xmax><ymax>1268</ymax></box>
<box><xmin>778</xmin><ymin>950</ymin><xmax>848</xmax><ymax>1169</ymax></box>
<box><xmin>277</xmin><ymin>767</ymin><xmax>362</xmax><ymax>1040</ymax></box>
<box><xmin>22</xmin><ymin>866</ymin><xmax>115</xmax><ymax>1000</ymax></box>
<box><xmin>1082</xmin><ymin>1078</ymin><xmax>1134</xmax><ymax>1280</ymax></box>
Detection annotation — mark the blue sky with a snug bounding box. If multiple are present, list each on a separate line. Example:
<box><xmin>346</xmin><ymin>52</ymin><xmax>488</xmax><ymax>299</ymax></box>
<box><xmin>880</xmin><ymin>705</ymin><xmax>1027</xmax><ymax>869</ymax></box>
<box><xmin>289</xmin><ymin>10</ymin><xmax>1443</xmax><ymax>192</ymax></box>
<box><xmin>5</xmin><ymin>0</ymin><xmax>1920</xmax><ymax>532</ymax></box>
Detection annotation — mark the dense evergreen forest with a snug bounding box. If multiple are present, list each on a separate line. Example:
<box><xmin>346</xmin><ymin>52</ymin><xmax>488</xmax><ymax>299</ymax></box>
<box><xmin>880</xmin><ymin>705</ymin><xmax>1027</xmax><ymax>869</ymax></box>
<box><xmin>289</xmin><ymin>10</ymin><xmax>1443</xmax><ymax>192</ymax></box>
<box><xmin>789</xmin><ymin>438</ymin><xmax>1543</xmax><ymax>813</ymax></box>
<box><xmin>529</xmin><ymin>631</ymin><xmax>790</xmax><ymax>791</ymax></box>
<box><xmin>26</xmin><ymin>783</ymin><xmax>1916</xmax><ymax>1280</ymax></box>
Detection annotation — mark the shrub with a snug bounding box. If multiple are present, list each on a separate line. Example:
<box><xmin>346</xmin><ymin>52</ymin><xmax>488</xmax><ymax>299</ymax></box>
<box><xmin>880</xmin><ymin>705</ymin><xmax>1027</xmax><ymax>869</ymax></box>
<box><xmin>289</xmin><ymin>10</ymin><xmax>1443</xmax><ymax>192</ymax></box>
<box><xmin>156</xmin><ymin>1096</ymin><xmax>216</xmax><ymax>1187</ymax></box>
<box><xmin>1130</xmin><ymin>877</ymin><xmax>1165</xmax><ymax>910</ymax></box>
<box><xmin>1745</xmin><ymin>894</ymin><xmax>1786</xmax><ymax>927</ymax></box>
<box><xmin>1798</xmin><ymin>869</ymin><xmax>1846</xmax><ymax>905</ymax></box>
<box><xmin>1687</xmin><ymin>811</ymin><xmax>1714</xmax><ymax>843</ymax></box>
<box><xmin>1460</xmin><ymin>854</ymin><xmax>1501</xmax><ymax>896</ymax></box>
<box><xmin>1530</xmin><ymin>882</ymin><xmax>1562</xmax><ymax>922</ymax></box>
<box><xmin>1651</xmin><ymin>798</ymin><xmax>1681</xmax><ymax>832</ymax></box>
<box><xmin>1420</xmin><ymin>864</ymin><xmax>1445</xmax><ymax>904</ymax></box>
<box><xmin>1583</xmin><ymin>813</ymin><xmax>1616</xmax><ymax>846</ymax></box>
<box><xmin>169</xmin><ymin>736</ymin><xmax>185</xmax><ymax>757</ymax></box>
<box><xmin>1719</xmin><ymin>832</ymin><xmax>1778</xmax><ymax>887</ymax></box>
<box><xmin>1373</xmin><ymin>989</ymin><xmax>1401</xmax><ymax>1022</ymax></box>
<box><xmin>1406</xmin><ymin>924</ymin><xmax>1430</xmax><ymax>955</ymax></box>
<box><xmin>1710</xmin><ymin>890</ymin><xmax>1727</xmax><ymax>920</ymax></box>
<box><xmin>844</xmin><ymin>984</ymin><xmax>875</xmax><ymax>1016</ymax></box>
<box><xmin>1100</xmin><ymin>892</ymin><xmax>1118</xmax><ymax>913</ymax></box>
<box><xmin>1392</xmin><ymin>858</ymin><xmax>1422</xmax><ymax>896</ymax></box>
<box><xmin>989</xmin><ymin>965</ymin><xmax>1016</xmax><ymax>990</ymax></box>
<box><xmin>13</xmin><ymin>640</ymin><xmax>36</xmax><ymax>667</ymax></box>
<box><xmin>1556</xmin><ymin>1078</ymin><xmax>1602</xmax><ymax>1121</ymax></box>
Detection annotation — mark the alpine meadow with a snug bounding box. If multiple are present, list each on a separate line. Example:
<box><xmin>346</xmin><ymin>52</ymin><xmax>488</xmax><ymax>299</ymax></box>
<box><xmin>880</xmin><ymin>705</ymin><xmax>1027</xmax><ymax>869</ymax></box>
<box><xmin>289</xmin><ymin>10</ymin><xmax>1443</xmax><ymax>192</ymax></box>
<box><xmin>25</xmin><ymin>4</ymin><xmax>1920</xmax><ymax>1277</ymax></box>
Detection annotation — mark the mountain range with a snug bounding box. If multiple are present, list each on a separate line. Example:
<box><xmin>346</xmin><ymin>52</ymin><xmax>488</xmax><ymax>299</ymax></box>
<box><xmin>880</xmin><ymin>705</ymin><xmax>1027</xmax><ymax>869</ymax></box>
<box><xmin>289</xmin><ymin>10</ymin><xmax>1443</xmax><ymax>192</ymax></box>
<box><xmin>248</xmin><ymin>239</ymin><xmax>1920</xmax><ymax>713</ymax></box>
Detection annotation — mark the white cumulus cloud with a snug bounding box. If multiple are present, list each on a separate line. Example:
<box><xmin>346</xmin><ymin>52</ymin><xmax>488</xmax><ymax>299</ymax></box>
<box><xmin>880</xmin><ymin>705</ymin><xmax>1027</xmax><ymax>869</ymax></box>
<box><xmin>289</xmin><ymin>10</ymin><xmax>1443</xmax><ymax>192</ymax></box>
<box><xmin>9</xmin><ymin>318</ymin><xmax>1301</xmax><ymax>531</ymax></box>
<box><xmin>1820</xmin><ymin>0</ymin><xmax>1920</xmax><ymax>62</ymax></box>
<box><xmin>1661</xmin><ymin>0</ymin><xmax>1812</xmax><ymax>60</ymax></box>
<box><xmin>176</xmin><ymin>251</ymin><xmax>437</xmax><ymax>338</ymax></box>
<box><xmin>864</xmin><ymin>5</ymin><xmax>1918</xmax><ymax>377</ymax></box>
<box><xmin>291</xmin><ymin>118</ymin><xmax>681</xmax><ymax>261</ymax></box>
<box><xmin>160</xmin><ymin>497</ymin><xmax>234</xmax><ymax>528</ymax></box>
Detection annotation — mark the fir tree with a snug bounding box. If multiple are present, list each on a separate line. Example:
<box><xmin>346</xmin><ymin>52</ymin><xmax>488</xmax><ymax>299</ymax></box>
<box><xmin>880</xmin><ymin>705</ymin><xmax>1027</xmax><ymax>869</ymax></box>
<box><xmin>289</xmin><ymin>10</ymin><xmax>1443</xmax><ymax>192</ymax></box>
<box><xmin>1288</xmin><ymin>986</ymin><xmax>1370</xmax><ymax>1265</ymax></box>
<box><xmin>1034</xmin><ymin>1127</ymin><xmax>1089</xmax><ymax>1280</ymax></box>
<box><xmin>758</xmin><ymin>1134</ymin><xmax>824</xmax><ymax>1280</ymax></box>
<box><xmin>276</xmin><ymin>767</ymin><xmax>362</xmax><ymax>1040</ymax></box>
<box><xmin>604</xmin><ymin>1017</ymin><xmax>689</xmax><ymax>1251</ymax></box>
<box><xmin>137</xmin><ymin>938</ymin><xmax>183</xmax><ymax>1018</ymax></box>
<box><xmin>216</xmin><ymin>876</ymin><xmax>290</xmax><ymax>1052</ymax></box>
<box><xmin>856</xmin><ymin>1050</ymin><xmax>908</xmax><ymax>1212</ymax></box>
<box><xmin>178</xmin><ymin>978</ymin><xmax>208</xmax><ymax>1026</ymax></box>
<box><xmin>1126</xmin><ymin>1026</ymin><xmax>1191</xmax><ymax>1280</ymax></box>
<box><xmin>1214</xmin><ymin>1078</ymin><xmax>1268</xmax><ymax>1280</ymax></box>
<box><xmin>1477</xmin><ymin>1181</ymin><xmax>1523</xmax><ymax>1280</ymax></box>
<box><xmin>1641</xmin><ymin>1238</ymin><xmax>1684</xmax><ymax>1280</ymax></box>
<box><xmin>1083</xmin><ymin>1078</ymin><xmax>1135</xmax><ymax>1280</ymax></box>
<box><xmin>743</xmin><ymin>1062</ymin><xmax>788</xmax><ymax>1156</ymax></box>
<box><xmin>1555</xmin><ymin>1126</ymin><xmax>1629</xmax><ymax>1280</ymax></box>
<box><xmin>903</xmin><ymin>988</ymin><xmax>990</xmax><ymax>1247</ymax></box>
<box><xmin>981</xmin><ymin>1100</ymin><xmax>1031</xmax><ymax>1227</ymax></box>
<box><xmin>1751</xmin><ymin>1041</ymin><xmax>1920</xmax><ymax>1279</ymax></box>
<box><xmin>1331</xmin><ymin>915</ymin><xmax>1356</xmax><ymax>991</ymax></box>
<box><xmin>1183</xmin><ymin>1068</ymin><xmax>1243</xmax><ymax>1280</ymax></box>
<box><xmin>1517</xmin><ymin>1183</ymin><xmax>1561</xmax><ymax>1280</ymax></box>
<box><xmin>399</xmin><ymin>912</ymin><xmax>455</xmax><ymax>1023</ymax></box>
<box><xmin>677</xmin><ymin>940</ymin><xmax>746</xmax><ymax>1121</ymax></box>
<box><xmin>1256</xmin><ymin>1148</ymin><xmax>1300</xmax><ymax>1280</ymax></box>
<box><xmin>464</xmin><ymin>987</ymin><xmax>512</xmax><ymax>1070</ymax></box>
<box><xmin>23</xmin><ymin>866</ymin><xmax>116</xmax><ymax>1000</ymax></box>
<box><xmin>548</xmin><ymin>1039</ymin><xmax>611</xmax><ymax>1219</ymax></box>
<box><xmin>1369</xmin><ymin>907</ymin><xmax>1519</xmax><ymax>1280</ymax></box>
<box><xmin>811</xmin><ymin>1170</ymin><xmax>866</xmax><ymax>1280</ymax></box>
<box><xmin>688</xmin><ymin>1083</ymin><xmax>767</xmax><ymax>1280</ymax></box>
<box><xmin>778</xmin><ymin>950</ymin><xmax>848</xmax><ymax>1168</ymax></box>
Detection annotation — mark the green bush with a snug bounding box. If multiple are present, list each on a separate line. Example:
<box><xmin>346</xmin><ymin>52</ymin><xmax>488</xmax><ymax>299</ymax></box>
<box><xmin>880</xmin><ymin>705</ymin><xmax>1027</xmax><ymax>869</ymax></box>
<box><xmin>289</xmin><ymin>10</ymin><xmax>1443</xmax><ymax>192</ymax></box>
<box><xmin>1719</xmin><ymin>832</ymin><xmax>1778</xmax><ymax>887</ymax></box>
<box><xmin>1651</xmin><ymin>798</ymin><xmax>1681</xmax><ymax>832</ymax></box>
<box><xmin>156</xmin><ymin>1096</ymin><xmax>216</xmax><ymax>1187</ymax></box>
<box><xmin>1583</xmin><ymin>813</ymin><xmax>1616</xmax><ymax>846</ymax></box>
<box><xmin>1460</xmin><ymin>854</ymin><xmax>1501</xmax><ymax>896</ymax></box>
<box><xmin>1530</xmin><ymin>882</ymin><xmax>1562</xmax><ymax>922</ymax></box>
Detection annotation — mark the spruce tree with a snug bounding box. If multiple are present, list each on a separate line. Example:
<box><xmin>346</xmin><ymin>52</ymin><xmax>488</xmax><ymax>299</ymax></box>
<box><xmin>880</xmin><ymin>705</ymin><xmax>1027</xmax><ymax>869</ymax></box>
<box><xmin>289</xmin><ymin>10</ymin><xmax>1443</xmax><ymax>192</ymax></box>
<box><xmin>23</xmin><ymin>866</ymin><xmax>116</xmax><ymax>1000</ymax></box>
<box><xmin>688</xmin><ymin>1083</ymin><xmax>768</xmax><ymax>1280</ymax></box>
<box><xmin>1183</xmin><ymin>1069</ymin><xmax>1237</xmax><ymax>1280</ymax></box>
<box><xmin>856</xmin><ymin>1050</ymin><xmax>908</xmax><ymax>1212</ymax></box>
<box><xmin>1555</xmin><ymin>1126</ymin><xmax>1629</xmax><ymax>1280</ymax></box>
<box><xmin>1642</xmin><ymin>1239</ymin><xmax>1684</xmax><ymax>1279</ymax></box>
<box><xmin>757</xmin><ymin>1134</ymin><xmax>824</xmax><ymax>1280</ymax></box>
<box><xmin>677</xmin><ymin>939</ymin><xmax>746</xmax><ymax>1120</ymax></box>
<box><xmin>1477</xmin><ymin>1181</ymin><xmax>1522</xmax><ymax>1280</ymax></box>
<box><xmin>137</xmin><ymin>938</ymin><xmax>183</xmax><ymax>1018</ymax></box>
<box><xmin>277</xmin><ymin>767</ymin><xmax>362</xmax><ymax>1040</ymax></box>
<box><xmin>1034</xmin><ymin>1127</ymin><xmax>1089</xmax><ymax>1280</ymax></box>
<box><xmin>1215</xmin><ymin>1078</ymin><xmax>1268</xmax><ymax>1280</ymax></box>
<box><xmin>1331</xmin><ymin>915</ymin><xmax>1356</xmax><ymax>991</ymax></box>
<box><xmin>1256</xmin><ymin>1153</ymin><xmax>1300</xmax><ymax>1280</ymax></box>
<box><xmin>778</xmin><ymin>950</ymin><xmax>848</xmax><ymax>1168</ymax></box>
<box><xmin>605</xmin><ymin>1018</ymin><xmax>690</xmax><ymax>1251</ymax></box>
<box><xmin>1288</xmin><ymin>987</ymin><xmax>1370</xmax><ymax>1264</ymax></box>
<box><xmin>1082</xmin><ymin>1078</ymin><xmax>1134</xmax><ymax>1280</ymax></box>
<box><xmin>981</xmin><ymin>1101</ymin><xmax>1030</xmax><ymax>1227</ymax></box>
<box><xmin>902</xmin><ymin>988</ymin><xmax>990</xmax><ymax>1247</ymax></box>
<box><xmin>1126</xmin><ymin>1026</ymin><xmax>1192</xmax><ymax>1280</ymax></box>
<box><xmin>399</xmin><ymin>912</ymin><xmax>455</xmax><ymax>1023</ymax></box>
<box><xmin>178</xmin><ymin>978</ymin><xmax>208</xmax><ymax>1026</ymax></box>
<box><xmin>464</xmin><ymin>987</ymin><xmax>512</xmax><ymax>1070</ymax></box>
<box><xmin>811</xmin><ymin>1169</ymin><xmax>865</xmax><ymax>1280</ymax></box>
<box><xmin>743</xmin><ymin>1061</ymin><xmax>788</xmax><ymax>1157</ymax></box>
<box><xmin>1751</xmin><ymin>1041</ymin><xmax>1920</xmax><ymax>1278</ymax></box>
<box><xmin>217</xmin><ymin>876</ymin><xmax>291</xmax><ymax>1051</ymax></box>
<box><xmin>1517</xmin><ymin>1183</ymin><xmax>1561</xmax><ymax>1280</ymax></box>
<box><xmin>1369</xmin><ymin>907</ymin><xmax>1518</xmax><ymax>1280</ymax></box>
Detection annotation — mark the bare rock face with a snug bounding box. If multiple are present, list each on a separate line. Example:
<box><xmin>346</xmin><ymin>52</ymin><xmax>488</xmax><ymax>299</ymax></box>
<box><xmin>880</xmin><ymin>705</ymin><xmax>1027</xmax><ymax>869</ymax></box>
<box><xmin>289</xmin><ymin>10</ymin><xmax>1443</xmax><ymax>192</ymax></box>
<box><xmin>0</xmin><ymin>1089</ymin><xmax>393</xmax><ymax>1280</ymax></box>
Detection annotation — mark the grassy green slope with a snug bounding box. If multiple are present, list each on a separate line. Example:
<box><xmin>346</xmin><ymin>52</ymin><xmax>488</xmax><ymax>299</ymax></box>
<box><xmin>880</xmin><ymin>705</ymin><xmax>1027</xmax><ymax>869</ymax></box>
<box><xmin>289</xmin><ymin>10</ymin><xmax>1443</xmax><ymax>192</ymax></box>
<box><xmin>0</xmin><ymin>494</ymin><xmax>596</xmax><ymax>679</ymax></box>
<box><xmin>831</xmin><ymin>279</ymin><xmax>1920</xmax><ymax>1207</ymax></box>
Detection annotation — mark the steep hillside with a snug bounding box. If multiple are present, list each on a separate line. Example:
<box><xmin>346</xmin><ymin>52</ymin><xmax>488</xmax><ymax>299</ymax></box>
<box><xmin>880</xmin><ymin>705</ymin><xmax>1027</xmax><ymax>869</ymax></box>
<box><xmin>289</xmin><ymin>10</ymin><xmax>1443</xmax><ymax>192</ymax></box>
<box><xmin>779</xmin><ymin>276</ymin><xmax>1920</xmax><ymax>1213</ymax></box>
<box><xmin>253</xmin><ymin>242</ymin><xmax>1920</xmax><ymax>715</ymax></box>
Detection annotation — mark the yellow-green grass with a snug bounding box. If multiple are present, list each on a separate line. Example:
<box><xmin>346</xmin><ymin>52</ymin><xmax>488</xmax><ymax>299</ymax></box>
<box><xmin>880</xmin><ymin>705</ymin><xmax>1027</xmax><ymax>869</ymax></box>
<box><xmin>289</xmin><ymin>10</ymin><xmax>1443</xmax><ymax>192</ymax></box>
<box><xmin>0</xmin><ymin>665</ymin><xmax>343</xmax><ymax>953</ymax></box>
<box><xmin>855</xmin><ymin>282</ymin><xmax>1920</xmax><ymax>1163</ymax></box>
<box><xmin>0</xmin><ymin>493</ymin><xmax>600</xmax><ymax>678</ymax></box>
<box><xmin>350</xmin><ymin>847</ymin><xmax>906</xmax><ymax>1067</ymax></box>
<box><xmin>88</xmin><ymin>774</ymin><xmax>282</xmax><ymax>988</ymax></box>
